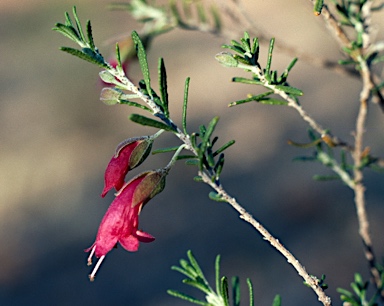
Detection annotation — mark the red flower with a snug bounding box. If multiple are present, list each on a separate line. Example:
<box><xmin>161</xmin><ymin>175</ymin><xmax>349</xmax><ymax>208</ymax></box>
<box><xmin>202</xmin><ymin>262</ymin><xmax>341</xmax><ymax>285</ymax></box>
<box><xmin>86</xmin><ymin>169</ymin><xmax>167</xmax><ymax>281</ymax></box>
<box><xmin>101</xmin><ymin>136</ymin><xmax>152</xmax><ymax>198</ymax></box>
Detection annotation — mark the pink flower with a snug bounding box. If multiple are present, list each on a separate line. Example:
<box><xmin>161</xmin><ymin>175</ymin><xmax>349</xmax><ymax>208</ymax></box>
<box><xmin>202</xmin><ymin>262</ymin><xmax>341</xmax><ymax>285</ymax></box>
<box><xmin>86</xmin><ymin>169</ymin><xmax>167</xmax><ymax>281</ymax></box>
<box><xmin>101</xmin><ymin>136</ymin><xmax>152</xmax><ymax>198</ymax></box>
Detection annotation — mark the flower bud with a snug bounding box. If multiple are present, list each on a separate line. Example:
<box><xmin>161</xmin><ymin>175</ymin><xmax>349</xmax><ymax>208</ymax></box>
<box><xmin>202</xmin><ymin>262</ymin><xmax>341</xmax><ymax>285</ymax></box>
<box><xmin>101</xmin><ymin>136</ymin><xmax>153</xmax><ymax>197</ymax></box>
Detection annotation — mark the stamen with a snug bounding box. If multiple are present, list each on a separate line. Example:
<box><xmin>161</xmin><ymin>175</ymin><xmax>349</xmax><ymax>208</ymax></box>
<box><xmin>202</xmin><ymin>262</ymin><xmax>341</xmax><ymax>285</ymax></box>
<box><xmin>87</xmin><ymin>246</ymin><xmax>96</xmax><ymax>266</ymax></box>
<box><xmin>88</xmin><ymin>255</ymin><xmax>106</xmax><ymax>282</ymax></box>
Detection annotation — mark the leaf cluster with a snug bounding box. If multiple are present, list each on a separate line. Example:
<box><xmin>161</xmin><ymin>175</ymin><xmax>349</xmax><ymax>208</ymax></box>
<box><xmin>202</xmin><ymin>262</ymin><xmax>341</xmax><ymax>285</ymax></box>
<box><xmin>291</xmin><ymin>129</ymin><xmax>383</xmax><ymax>184</ymax></box>
<box><xmin>168</xmin><ymin>250</ymin><xmax>280</xmax><ymax>306</ymax></box>
<box><xmin>332</xmin><ymin>0</ymin><xmax>384</xmax><ymax>66</ymax></box>
<box><xmin>52</xmin><ymin>7</ymin><xmax>108</xmax><ymax>69</ymax></box>
<box><xmin>109</xmin><ymin>0</ymin><xmax>221</xmax><ymax>38</ymax></box>
<box><xmin>189</xmin><ymin>117</ymin><xmax>235</xmax><ymax>184</ymax></box>
<box><xmin>337</xmin><ymin>273</ymin><xmax>383</xmax><ymax>306</ymax></box>
<box><xmin>217</xmin><ymin>32</ymin><xmax>302</xmax><ymax>106</ymax></box>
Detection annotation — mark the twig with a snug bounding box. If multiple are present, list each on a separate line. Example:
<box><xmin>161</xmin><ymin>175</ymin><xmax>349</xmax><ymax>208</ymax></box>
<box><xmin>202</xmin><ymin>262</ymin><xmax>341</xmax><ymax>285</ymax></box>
<box><xmin>199</xmin><ymin>171</ymin><xmax>332</xmax><ymax>306</ymax></box>
<box><xmin>307</xmin><ymin>0</ymin><xmax>383</xmax><ymax>296</ymax></box>
<box><xmin>354</xmin><ymin>55</ymin><xmax>383</xmax><ymax>297</ymax></box>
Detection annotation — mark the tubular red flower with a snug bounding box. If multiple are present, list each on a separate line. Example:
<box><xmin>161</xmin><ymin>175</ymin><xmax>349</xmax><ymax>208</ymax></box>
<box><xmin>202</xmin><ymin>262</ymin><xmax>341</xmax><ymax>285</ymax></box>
<box><xmin>86</xmin><ymin>169</ymin><xmax>167</xmax><ymax>281</ymax></box>
<box><xmin>101</xmin><ymin>137</ymin><xmax>152</xmax><ymax>197</ymax></box>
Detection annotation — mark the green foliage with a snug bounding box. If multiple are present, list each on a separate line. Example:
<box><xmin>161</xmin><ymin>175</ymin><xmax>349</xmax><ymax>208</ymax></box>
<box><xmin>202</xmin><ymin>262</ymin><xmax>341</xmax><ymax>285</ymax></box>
<box><xmin>189</xmin><ymin>117</ymin><xmax>235</xmax><ymax>184</ymax></box>
<box><xmin>216</xmin><ymin>33</ymin><xmax>302</xmax><ymax>106</ymax></box>
<box><xmin>52</xmin><ymin>7</ymin><xmax>108</xmax><ymax>69</ymax></box>
<box><xmin>109</xmin><ymin>0</ymin><xmax>221</xmax><ymax>41</ymax></box>
<box><xmin>168</xmin><ymin>251</ymin><xmax>263</xmax><ymax>306</ymax></box>
<box><xmin>337</xmin><ymin>273</ymin><xmax>381</xmax><ymax>306</ymax></box>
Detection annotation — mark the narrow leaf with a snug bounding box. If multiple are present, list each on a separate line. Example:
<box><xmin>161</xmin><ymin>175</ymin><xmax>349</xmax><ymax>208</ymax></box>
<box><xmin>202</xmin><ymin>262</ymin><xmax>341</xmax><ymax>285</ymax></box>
<box><xmin>187</xmin><ymin>251</ymin><xmax>205</xmax><ymax>282</ymax></box>
<box><xmin>119</xmin><ymin>100</ymin><xmax>152</xmax><ymax>111</ymax></box>
<box><xmin>265</xmin><ymin>38</ymin><xmax>275</xmax><ymax>78</ymax></box>
<box><xmin>152</xmin><ymin>146</ymin><xmax>179</xmax><ymax>154</ymax></box>
<box><xmin>182</xmin><ymin>77</ymin><xmax>190</xmax><ymax>134</ymax></box>
<box><xmin>129</xmin><ymin>114</ymin><xmax>175</xmax><ymax>131</ymax></box>
<box><xmin>131</xmin><ymin>31</ymin><xmax>151</xmax><ymax>97</ymax></box>
<box><xmin>274</xmin><ymin>85</ymin><xmax>303</xmax><ymax>96</ymax></box>
<box><xmin>158</xmin><ymin>58</ymin><xmax>169</xmax><ymax>116</ymax></box>
<box><xmin>171</xmin><ymin>265</ymin><xmax>195</xmax><ymax>279</ymax></box>
<box><xmin>167</xmin><ymin>290</ymin><xmax>210</xmax><ymax>306</ymax></box>
<box><xmin>232</xmin><ymin>77</ymin><xmax>263</xmax><ymax>85</ymax></box>
<box><xmin>221</xmin><ymin>277</ymin><xmax>230</xmax><ymax>306</ymax></box>
<box><xmin>72</xmin><ymin>6</ymin><xmax>86</xmax><ymax>42</ymax></box>
<box><xmin>232</xmin><ymin>277</ymin><xmax>240</xmax><ymax>306</ymax></box>
<box><xmin>213</xmin><ymin>140</ymin><xmax>235</xmax><ymax>156</ymax></box>
<box><xmin>214</xmin><ymin>153</ymin><xmax>225</xmax><ymax>179</ymax></box>
<box><xmin>64</xmin><ymin>11</ymin><xmax>74</xmax><ymax>27</ymax></box>
<box><xmin>53</xmin><ymin>23</ymin><xmax>80</xmax><ymax>42</ymax></box>
<box><xmin>247</xmin><ymin>278</ymin><xmax>254</xmax><ymax>306</ymax></box>
<box><xmin>272</xmin><ymin>294</ymin><xmax>281</xmax><ymax>306</ymax></box>
<box><xmin>215</xmin><ymin>254</ymin><xmax>221</xmax><ymax>295</ymax></box>
<box><xmin>182</xmin><ymin>279</ymin><xmax>211</xmax><ymax>294</ymax></box>
<box><xmin>86</xmin><ymin>20</ymin><xmax>95</xmax><ymax>49</ymax></box>
<box><xmin>60</xmin><ymin>47</ymin><xmax>109</xmax><ymax>68</ymax></box>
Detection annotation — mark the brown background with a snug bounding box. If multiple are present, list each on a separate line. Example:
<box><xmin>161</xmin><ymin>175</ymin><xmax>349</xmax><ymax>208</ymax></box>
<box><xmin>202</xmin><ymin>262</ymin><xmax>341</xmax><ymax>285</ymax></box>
<box><xmin>0</xmin><ymin>1</ymin><xmax>383</xmax><ymax>305</ymax></box>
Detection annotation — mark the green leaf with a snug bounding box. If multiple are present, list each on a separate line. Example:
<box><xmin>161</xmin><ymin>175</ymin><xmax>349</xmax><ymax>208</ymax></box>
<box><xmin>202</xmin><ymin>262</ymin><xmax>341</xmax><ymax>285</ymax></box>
<box><xmin>131</xmin><ymin>31</ymin><xmax>151</xmax><ymax>97</ymax></box>
<box><xmin>53</xmin><ymin>23</ymin><xmax>80</xmax><ymax>42</ymax></box>
<box><xmin>86</xmin><ymin>20</ymin><xmax>95</xmax><ymax>49</ymax></box>
<box><xmin>152</xmin><ymin>146</ymin><xmax>179</xmax><ymax>154</ymax></box>
<box><xmin>158</xmin><ymin>58</ymin><xmax>169</xmax><ymax>117</ymax></box>
<box><xmin>72</xmin><ymin>6</ymin><xmax>86</xmax><ymax>42</ymax></box>
<box><xmin>187</xmin><ymin>251</ymin><xmax>205</xmax><ymax>281</ymax></box>
<box><xmin>274</xmin><ymin>85</ymin><xmax>303</xmax><ymax>96</ymax></box>
<box><xmin>60</xmin><ymin>47</ymin><xmax>108</xmax><ymax>68</ymax></box>
<box><xmin>247</xmin><ymin>278</ymin><xmax>254</xmax><ymax>306</ymax></box>
<box><xmin>182</xmin><ymin>279</ymin><xmax>210</xmax><ymax>294</ymax></box>
<box><xmin>209</xmin><ymin>192</ymin><xmax>227</xmax><ymax>202</ymax></box>
<box><xmin>129</xmin><ymin>114</ymin><xmax>175</xmax><ymax>131</ymax></box>
<box><xmin>213</xmin><ymin>140</ymin><xmax>235</xmax><ymax>156</ymax></box>
<box><xmin>182</xmin><ymin>77</ymin><xmax>190</xmax><ymax>134</ymax></box>
<box><xmin>214</xmin><ymin>153</ymin><xmax>225</xmax><ymax>179</ymax></box>
<box><xmin>272</xmin><ymin>294</ymin><xmax>281</xmax><ymax>306</ymax></box>
<box><xmin>199</xmin><ymin>117</ymin><xmax>219</xmax><ymax>170</ymax></box>
<box><xmin>265</xmin><ymin>38</ymin><xmax>275</xmax><ymax>78</ymax></box>
<box><xmin>221</xmin><ymin>277</ymin><xmax>230</xmax><ymax>306</ymax></box>
<box><xmin>232</xmin><ymin>277</ymin><xmax>240</xmax><ymax>306</ymax></box>
<box><xmin>215</xmin><ymin>254</ymin><xmax>221</xmax><ymax>296</ymax></box>
<box><xmin>119</xmin><ymin>100</ymin><xmax>152</xmax><ymax>112</ymax></box>
<box><xmin>229</xmin><ymin>91</ymin><xmax>276</xmax><ymax>106</ymax></box>
<box><xmin>167</xmin><ymin>290</ymin><xmax>210</xmax><ymax>306</ymax></box>
<box><xmin>232</xmin><ymin>77</ymin><xmax>263</xmax><ymax>85</ymax></box>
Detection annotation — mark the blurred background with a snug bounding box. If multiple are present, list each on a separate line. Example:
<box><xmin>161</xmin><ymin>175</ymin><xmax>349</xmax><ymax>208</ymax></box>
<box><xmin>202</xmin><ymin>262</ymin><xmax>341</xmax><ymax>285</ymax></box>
<box><xmin>1</xmin><ymin>0</ymin><xmax>383</xmax><ymax>305</ymax></box>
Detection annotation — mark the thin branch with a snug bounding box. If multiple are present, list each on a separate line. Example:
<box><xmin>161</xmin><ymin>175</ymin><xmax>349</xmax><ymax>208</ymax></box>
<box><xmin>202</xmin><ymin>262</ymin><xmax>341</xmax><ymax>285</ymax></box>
<box><xmin>354</xmin><ymin>54</ymin><xmax>383</xmax><ymax>297</ymax></box>
<box><xmin>199</xmin><ymin>171</ymin><xmax>332</xmax><ymax>306</ymax></box>
<box><xmin>236</xmin><ymin>62</ymin><xmax>351</xmax><ymax>151</ymax></box>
